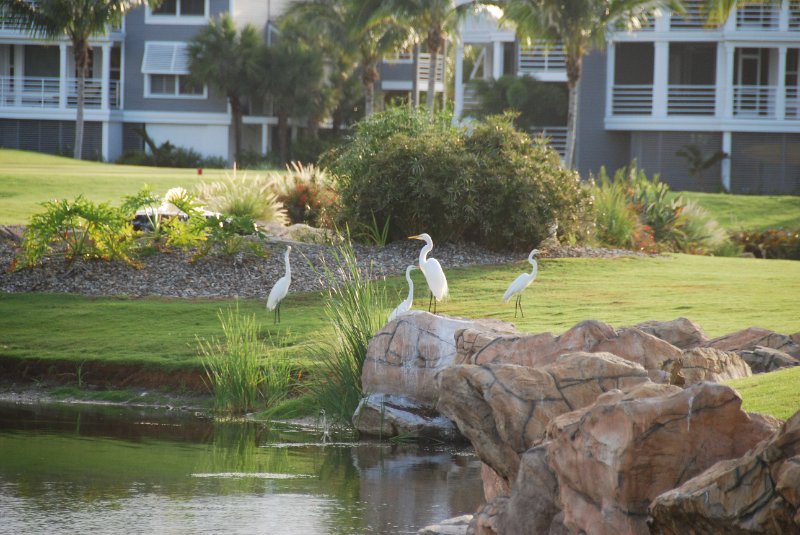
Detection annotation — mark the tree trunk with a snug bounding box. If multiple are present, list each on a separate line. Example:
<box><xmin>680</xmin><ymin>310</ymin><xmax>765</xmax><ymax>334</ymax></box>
<box><xmin>73</xmin><ymin>42</ymin><xmax>89</xmax><ymax>160</ymax></box>
<box><xmin>230</xmin><ymin>95</ymin><xmax>242</xmax><ymax>167</ymax></box>
<box><xmin>362</xmin><ymin>61</ymin><xmax>378</xmax><ymax>117</ymax></box>
<box><xmin>564</xmin><ymin>55</ymin><xmax>582</xmax><ymax>170</ymax></box>
<box><xmin>426</xmin><ymin>28</ymin><xmax>444</xmax><ymax>116</ymax></box>
<box><xmin>277</xmin><ymin>112</ymin><xmax>289</xmax><ymax>164</ymax></box>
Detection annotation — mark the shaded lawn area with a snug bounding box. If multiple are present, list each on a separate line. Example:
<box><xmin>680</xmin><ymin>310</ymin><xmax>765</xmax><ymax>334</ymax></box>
<box><xmin>1</xmin><ymin>253</ymin><xmax>798</xmax><ymax>371</ymax></box>
<box><xmin>0</xmin><ymin>149</ymin><xmax>231</xmax><ymax>225</ymax></box>
<box><xmin>677</xmin><ymin>191</ymin><xmax>800</xmax><ymax>231</ymax></box>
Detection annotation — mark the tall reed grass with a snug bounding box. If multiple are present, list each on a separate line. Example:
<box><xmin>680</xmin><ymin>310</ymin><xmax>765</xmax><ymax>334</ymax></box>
<box><xmin>307</xmin><ymin>239</ymin><xmax>388</xmax><ymax>426</ymax></box>
<box><xmin>198</xmin><ymin>305</ymin><xmax>294</xmax><ymax>415</ymax></box>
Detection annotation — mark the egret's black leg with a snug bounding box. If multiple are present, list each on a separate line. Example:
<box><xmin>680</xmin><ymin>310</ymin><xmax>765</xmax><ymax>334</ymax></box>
<box><xmin>428</xmin><ymin>292</ymin><xmax>434</xmax><ymax>313</ymax></box>
<box><xmin>518</xmin><ymin>295</ymin><xmax>524</xmax><ymax>318</ymax></box>
<box><xmin>514</xmin><ymin>295</ymin><xmax>519</xmax><ymax>318</ymax></box>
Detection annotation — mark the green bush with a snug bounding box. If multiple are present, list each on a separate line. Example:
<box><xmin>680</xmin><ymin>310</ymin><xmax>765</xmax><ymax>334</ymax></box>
<box><xmin>19</xmin><ymin>196</ymin><xmax>137</xmax><ymax>268</ymax></box>
<box><xmin>469</xmin><ymin>75</ymin><xmax>568</xmax><ymax>130</ymax></box>
<box><xmin>277</xmin><ymin>162</ymin><xmax>336</xmax><ymax>227</ymax></box>
<box><xmin>591</xmin><ymin>171</ymin><xmax>640</xmax><ymax>249</ymax></box>
<box><xmin>195</xmin><ymin>171</ymin><xmax>288</xmax><ymax>224</ymax></box>
<box><xmin>325</xmin><ymin>108</ymin><xmax>591</xmax><ymax>250</ymax></box>
<box><xmin>680</xmin><ymin>201</ymin><xmax>740</xmax><ymax>256</ymax></box>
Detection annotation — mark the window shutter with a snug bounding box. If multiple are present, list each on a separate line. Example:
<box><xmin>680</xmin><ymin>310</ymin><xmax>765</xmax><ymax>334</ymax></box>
<box><xmin>141</xmin><ymin>42</ymin><xmax>190</xmax><ymax>75</ymax></box>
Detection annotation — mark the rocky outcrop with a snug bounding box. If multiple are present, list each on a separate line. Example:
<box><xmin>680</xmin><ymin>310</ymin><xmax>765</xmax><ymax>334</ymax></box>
<box><xmin>455</xmin><ymin>319</ymin><xmax>754</xmax><ymax>385</ymax></box>
<box><xmin>649</xmin><ymin>410</ymin><xmax>800</xmax><ymax>534</ymax></box>
<box><xmin>740</xmin><ymin>346</ymin><xmax>800</xmax><ymax>374</ymax></box>
<box><xmin>547</xmin><ymin>382</ymin><xmax>779</xmax><ymax>535</ymax></box>
<box><xmin>362</xmin><ymin>311</ymin><xmax>514</xmax><ymax>407</ymax></box>
<box><xmin>352</xmin><ymin>394</ymin><xmax>460</xmax><ymax>440</ymax></box>
<box><xmin>707</xmin><ymin>326</ymin><xmax>800</xmax><ymax>358</ymax></box>
<box><xmin>634</xmin><ymin>317</ymin><xmax>709</xmax><ymax>349</ymax></box>
<box><xmin>437</xmin><ymin>353</ymin><xmax>651</xmax><ymax>483</ymax></box>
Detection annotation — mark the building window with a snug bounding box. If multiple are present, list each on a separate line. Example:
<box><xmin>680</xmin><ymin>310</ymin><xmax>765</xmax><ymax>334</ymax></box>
<box><xmin>146</xmin><ymin>0</ymin><xmax>208</xmax><ymax>23</ymax></box>
<box><xmin>148</xmin><ymin>74</ymin><xmax>203</xmax><ymax>97</ymax></box>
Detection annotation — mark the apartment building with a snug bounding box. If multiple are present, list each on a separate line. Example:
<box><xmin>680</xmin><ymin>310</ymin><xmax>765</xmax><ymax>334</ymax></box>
<box><xmin>0</xmin><ymin>0</ymin><xmax>443</xmax><ymax>162</ymax></box>
<box><xmin>455</xmin><ymin>2</ymin><xmax>800</xmax><ymax>194</ymax></box>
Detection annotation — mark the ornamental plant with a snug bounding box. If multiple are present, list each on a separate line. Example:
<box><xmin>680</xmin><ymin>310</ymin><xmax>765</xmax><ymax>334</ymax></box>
<box><xmin>277</xmin><ymin>162</ymin><xmax>336</xmax><ymax>227</ymax></box>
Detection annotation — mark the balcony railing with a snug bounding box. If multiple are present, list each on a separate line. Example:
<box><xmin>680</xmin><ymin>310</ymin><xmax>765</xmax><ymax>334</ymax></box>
<box><xmin>518</xmin><ymin>44</ymin><xmax>566</xmax><ymax>74</ymax></box>
<box><xmin>667</xmin><ymin>85</ymin><xmax>716</xmax><ymax>115</ymax></box>
<box><xmin>416</xmin><ymin>52</ymin><xmax>445</xmax><ymax>84</ymax></box>
<box><xmin>0</xmin><ymin>76</ymin><xmax>120</xmax><ymax>109</ymax></box>
<box><xmin>612</xmin><ymin>85</ymin><xmax>653</xmax><ymax>115</ymax></box>
<box><xmin>733</xmin><ymin>85</ymin><xmax>777</xmax><ymax>118</ymax></box>
<box><xmin>787</xmin><ymin>86</ymin><xmax>800</xmax><ymax>119</ymax></box>
<box><xmin>530</xmin><ymin>126</ymin><xmax>567</xmax><ymax>158</ymax></box>
<box><xmin>790</xmin><ymin>0</ymin><xmax>800</xmax><ymax>29</ymax></box>
<box><xmin>736</xmin><ymin>2</ymin><xmax>780</xmax><ymax>30</ymax></box>
<box><xmin>670</xmin><ymin>0</ymin><xmax>710</xmax><ymax>29</ymax></box>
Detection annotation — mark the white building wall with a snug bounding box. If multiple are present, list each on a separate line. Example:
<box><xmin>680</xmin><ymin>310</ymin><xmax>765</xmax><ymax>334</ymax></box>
<box><xmin>146</xmin><ymin>123</ymin><xmax>229</xmax><ymax>159</ymax></box>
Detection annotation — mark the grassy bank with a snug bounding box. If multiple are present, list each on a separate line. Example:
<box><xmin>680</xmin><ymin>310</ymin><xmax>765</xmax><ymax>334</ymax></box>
<box><xmin>726</xmin><ymin>367</ymin><xmax>800</xmax><ymax>421</ymax></box>
<box><xmin>677</xmin><ymin>191</ymin><xmax>800</xmax><ymax>231</ymax></box>
<box><xmin>2</xmin><ymin>254</ymin><xmax>798</xmax><ymax>370</ymax></box>
<box><xmin>0</xmin><ymin>149</ymin><xmax>229</xmax><ymax>225</ymax></box>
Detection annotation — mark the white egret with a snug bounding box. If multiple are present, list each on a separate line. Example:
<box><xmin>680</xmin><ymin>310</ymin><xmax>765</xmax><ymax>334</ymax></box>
<box><xmin>388</xmin><ymin>265</ymin><xmax>417</xmax><ymax>323</ymax></box>
<box><xmin>503</xmin><ymin>248</ymin><xmax>539</xmax><ymax>318</ymax></box>
<box><xmin>267</xmin><ymin>245</ymin><xmax>292</xmax><ymax>324</ymax></box>
<box><xmin>408</xmin><ymin>233</ymin><xmax>448</xmax><ymax>314</ymax></box>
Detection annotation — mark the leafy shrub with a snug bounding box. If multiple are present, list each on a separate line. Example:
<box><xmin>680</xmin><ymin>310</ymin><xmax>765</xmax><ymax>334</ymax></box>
<box><xmin>277</xmin><ymin>162</ymin><xmax>336</xmax><ymax>227</ymax></box>
<box><xmin>195</xmin><ymin>170</ymin><xmax>288</xmax><ymax>224</ymax></box>
<box><xmin>193</xmin><ymin>214</ymin><xmax>268</xmax><ymax>260</ymax></box>
<box><xmin>121</xmin><ymin>186</ymin><xmax>208</xmax><ymax>252</ymax></box>
<box><xmin>591</xmin><ymin>172</ymin><xmax>640</xmax><ymax>249</ymax></box>
<box><xmin>325</xmin><ymin>108</ymin><xmax>591</xmax><ymax>250</ymax></box>
<box><xmin>679</xmin><ymin>201</ymin><xmax>740</xmax><ymax>256</ymax></box>
<box><xmin>731</xmin><ymin>228</ymin><xmax>800</xmax><ymax>259</ymax></box>
<box><xmin>19</xmin><ymin>196</ymin><xmax>137</xmax><ymax>268</ymax></box>
<box><xmin>469</xmin><ymin>75</ymin><xmax>568</xmax><ymax>130</ymax></box>
<box><xmin>237</xmin><ymin>149</ymin><xmax>281</xmax><ymax>170</ymax></box>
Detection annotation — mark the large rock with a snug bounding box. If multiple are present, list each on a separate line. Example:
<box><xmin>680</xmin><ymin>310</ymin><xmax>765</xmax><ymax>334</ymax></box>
<box><xmin>437</xmin><ymin>352</ymin><xmax>651</xmax><ymax>483</ymax></box>
<box><xmin>649</xmin><ymin>409</ymin><xmax>800</xmax><ymax>534</ymax></box>
<box><xmin>707</xmin><ymin>327</ymin><xmax>800</xmax><ymax>358</ymax></box>
<box><xmin>740</xmin><ymin>346</ymin><xmax>800</xmax><ymax>374</ymax></box>
<box><xmin>352</xmin><ymin>394</ymin><xmax>460</xmax><ymax>440</ymax></box>
<box><xmin>679</xmin><ymin>347</ymin><xmax>752</xmax><ymax>384</ymax></box>
<box><xmin>362</xmin><ymin>311</ymin><xmax>514</xmax><ymax>406</ymax></box>
<box><xmin>456</xmin><ymin>320</ymin><xmax>682</xmax><ymax>383</ymax></box>
<box><xmin>547</xmin><ymin>382</ymin><xmax>779</xmax><ymax>535</ymax></box>
<box><xmin>634</xmin><ymin>317</ymin><xmax>709</xmax><ymax>349</ymax></box>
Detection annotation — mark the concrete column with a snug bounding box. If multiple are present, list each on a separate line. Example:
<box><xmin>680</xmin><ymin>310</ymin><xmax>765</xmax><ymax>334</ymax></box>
<box><xmin>101</xmin><ymin>43</ymin><xmax>111</xmax><ymax>110</ymax></box>
<box><xmin>715</xmin><ymin>42</ymin><xmax>727</xmax><ymax>117</ymax></box>
<box><xmin>776</xmin><ymin>47</ymin><xmax>787</xmax><ymax>120</ymax></box>
<box><xmin>606</xmin><ymin>41</ymin><xmax>615</xmax><ymax>118</ymax></box>
<box><xmin>724</xmin><ymin>46</ymin><xmax>735</xmax><ymax>118</ymax></box>
<box><xmin>13</xmin><ymin>45</ymin><xmax>23</xmax><ymax>106</ymax></box>
<box><xmin>653</xmin><ymin>41</ymin><xmax>669</xmax><ymax>117</ymax></box>
<box><xmin>59</xmin><ymin>42</ymin><xmax>68</xmax><ymax>108</ymax></box>
<box><xmin>779</xmin><ymin>0</ymin><xmax>789</xmax><ymax>32</ymax></box>
<box><xmin>261</xmin><ymin>122</ymin><xmax>269</xmax><ymax>155</ymax></box>
<box><xmin>654</xmin><ymin>7</ymin><xmax>670</xmax><ymax>32</ymax></box>
<box><xmin>492</xmin><ymin>40</ymin><xmax>503</xmax><ymax>80</ymax></box>
<box><xmin>724</xmin><ymin>6</ymin><xmax>737</xmax><ymax>32</ymax></box>
<box><xmin>721</xmin><ymin>131</ymin><xmax>732</xmax><ymax>192</ymax></box>
<box><xmin>454</xmin><ymin>42</ymin><xmax>464</xmax><ymax>120</ymax></box>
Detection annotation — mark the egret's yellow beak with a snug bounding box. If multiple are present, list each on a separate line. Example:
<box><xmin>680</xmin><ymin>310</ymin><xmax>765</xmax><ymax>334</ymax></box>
<box><xmin>408</xmin><ymin>235</ymin><xmax>421</xmax><ymax>240</ymax></box>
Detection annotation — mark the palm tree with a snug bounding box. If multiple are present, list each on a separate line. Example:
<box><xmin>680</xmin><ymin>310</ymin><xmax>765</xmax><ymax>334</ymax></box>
<box><xmin>0</xmin><ymin>0</ymin><xmax>150</xmax><ymax>160</ymax></box>
<box><xmin>387</xmin><ymin>0</ymin><xmax>473</xmax><ymax>115</ymax></box>
<box><xmin>259</xmin><ymin>41</ymin><xmax>326</xmax><ymax>163</ymax></box>
<box><xmin>281</xmin><ymin>0</ymin><xmax>409</xmax><ymax>117</ymax></box>
<box><xmin>502</xmin><ymin>0</ymin><xmax>668</xmax><ymax>169</ymax></box>
<box><xmin>187</xmin><ymin>14</ymin><xmax>262</xmax><ymax>165</ymax></box>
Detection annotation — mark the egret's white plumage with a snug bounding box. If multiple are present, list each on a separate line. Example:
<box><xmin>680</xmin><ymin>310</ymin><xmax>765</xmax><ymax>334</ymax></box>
<box><xmin>409</xmin><ymin>233</ymin><xmax>448</xmax><ymax>313</ymax></box>
<box><xmin>388</xmin><ymin>265</ymin><xmax>416</xmax><ymax>322</ymax></box>
<box><xmin>503</xmin><ymin>249</ymin><xmax>539</xmax><ymax>318</ymax></box>
<box><xmin>267</xmin><ymin>246</ymin><xmax>291</xmax><ymax>323</ymax></box>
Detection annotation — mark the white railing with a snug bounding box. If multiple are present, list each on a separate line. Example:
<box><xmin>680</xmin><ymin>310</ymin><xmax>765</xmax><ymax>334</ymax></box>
<box><xmin>786</xmin><ymin>86</ymin><xmax>800</xmax><ymax>119</ymax></box>
<box><xmin>0</xmin><ymin>75</ymin><xmax>119</xmax><ymax>109</ymax></box>
<box><xmin>462</xmin><ymin>85</ymin><xmax>480</xmax><ymax>112</ymax></box>
<box><xmin>612</xmin><ymin>85</ymin><xmax>653</xmax><ymax>115</ymax></box>
<box><xmin>530</xmin><ymin>126</ymin><xmax>567</xmax><ymax>158</ymax></box>
<box><xmin>416</xmin><ymin>52</ymin><xmax>445</xmax><ymax>84</ymax></box>
<box><xmin>736</xmin><ymin>2</ymin><xmax>780</xmax><ymax>30</ymax></box>
<box><xmin>385</xmin><ymin>51</ymin><xmax>413</xmax><ymax>63</ymax></box>
<box><xmin>518</xmin><ymin>44</ymin><xmax>566</xmax><ymax>74</ymax></box>
<box><xmin>790</xmin><ymin>0</ymin><xmax>800</xmax><ymax>29</ymax></box>
<box><xmin>670</xmin><ymin>0</ymin><xmax>709</xmax><ymax>29</ymax></box>
<box><xmin>667</xmin><ymin>85</ymin><xmax>716</xmax><ymax>115</ymax></box>
<box><xmin>733</xmin><ymin>85</ymin><xmax>777</xmax><ymax>117</ymax></box>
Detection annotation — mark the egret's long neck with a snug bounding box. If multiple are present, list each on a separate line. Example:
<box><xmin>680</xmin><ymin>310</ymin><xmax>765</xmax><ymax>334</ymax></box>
<box><xmin>284</xmin><ymin>252</ymin><xmax>291</xmax><ymax>278</ymax></box>
<box><xmin>406</xmin><ymin>269</ymin><xmax>414</xmax><ymax>301</ymax></box>
<box><xmin>419</xmin><ymin>242</ymin><xmax>432</xmax><ymax>265</ymax></box>
<box><xmin>529</xmin><ymin>256</ymin><xmax>538</xmax><ymax>276</ymax></box>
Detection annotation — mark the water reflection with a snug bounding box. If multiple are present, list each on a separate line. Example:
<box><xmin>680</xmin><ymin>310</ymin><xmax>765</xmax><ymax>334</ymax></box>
<box><xmin>0</xmin><ymin>402</ymin><xmax>483</xmax><ymax>534</ymax></box>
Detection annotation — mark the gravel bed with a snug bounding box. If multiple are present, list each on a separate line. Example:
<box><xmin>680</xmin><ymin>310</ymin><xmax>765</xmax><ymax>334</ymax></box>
<box><xmin>0</xmin><ymin>226</ymin><xmax>646</xmax><ymax>299</ymax></box>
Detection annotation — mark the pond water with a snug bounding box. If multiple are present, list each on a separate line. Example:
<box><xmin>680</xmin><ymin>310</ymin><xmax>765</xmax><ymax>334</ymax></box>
<box><xmin>0</xmin><ymin>402</ymin><xmax>483</xmax><ymax>534</ymax></box>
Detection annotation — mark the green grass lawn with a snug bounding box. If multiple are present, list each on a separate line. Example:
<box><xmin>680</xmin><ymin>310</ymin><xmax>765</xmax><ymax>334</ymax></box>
<box><xmin>726</xmin><ymin>367</ymin><xmax>800</xmax><ymax>421</ymax></box>
<box><xmin>2</xmin><ymin>254</ymin><xmax>798</xmax><ymax>370</ymax></box>
<box><xmin>677</xmin><ymin>191</ymin><xmax>800</xmax><ymax>231</ymax></box>
<box><xmin>0</xmin><ymin>149</ymin><xmax>231</xmax><ymax>225</ymax></box>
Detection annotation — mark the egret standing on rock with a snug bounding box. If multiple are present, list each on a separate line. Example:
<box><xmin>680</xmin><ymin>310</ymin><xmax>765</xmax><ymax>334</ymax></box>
<box><xmin>388</xmin><ymin>265</ymin><xmax>416</xmax><ymax>323</ymax></box>
<box><xmin>267</xmin><ymin>245</ymin><xmax>291</xmax><ymax>324</ymax></box>
<box><xmin>409</xmin><ymin>233</ymin><xmax>448</xmax><ymax>314</ymax></box>
<box><xmin>503</xmin><ymin>248</ymin><xmax>539</xmax><ymax>318</ymax></box>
